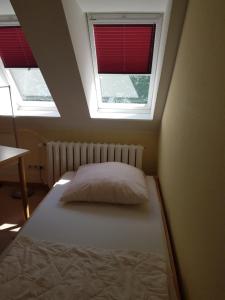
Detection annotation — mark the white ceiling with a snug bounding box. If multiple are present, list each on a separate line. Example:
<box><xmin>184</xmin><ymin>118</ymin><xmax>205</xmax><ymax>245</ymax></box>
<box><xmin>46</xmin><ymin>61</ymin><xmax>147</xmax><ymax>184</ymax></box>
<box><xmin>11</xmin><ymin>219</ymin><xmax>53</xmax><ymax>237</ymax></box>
<box><xmin>0</xmin><ymin>0</ymin><xmax>15</xmax><ymax>15</ymax></box>
<box><xmin>76</xmin><ymin>0</ymin><xmax>170</xmax><ymax>12</ymax></box>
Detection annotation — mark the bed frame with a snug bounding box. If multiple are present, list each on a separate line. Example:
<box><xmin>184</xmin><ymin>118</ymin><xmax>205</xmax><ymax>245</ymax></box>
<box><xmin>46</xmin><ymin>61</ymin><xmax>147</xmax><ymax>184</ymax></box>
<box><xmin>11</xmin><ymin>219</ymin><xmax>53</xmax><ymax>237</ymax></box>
<box><xmin>46</xmin><ymin>140</ymin><xmax>181</xmax><ymax>298</ymax></box>
<box><xmin>154</xmin><ymin>176</ymin><xmax>182</xmax><ymax>299</ymax></box>
<box><xmin>0</xmin><ymin>141</ymin><xmax>181</xmax><ymax>299</ymax></box>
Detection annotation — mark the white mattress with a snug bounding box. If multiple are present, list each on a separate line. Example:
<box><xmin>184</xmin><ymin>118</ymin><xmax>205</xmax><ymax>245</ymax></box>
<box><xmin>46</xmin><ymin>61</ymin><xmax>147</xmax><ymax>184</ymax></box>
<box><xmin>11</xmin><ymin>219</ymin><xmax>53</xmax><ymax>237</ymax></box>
<box><xmin>20</xmin><ymin>173</ymin><xmax>166</xmax><ymax>255</ymax></box>
<box><xmin>18</xmin><ymin>172</ymin><xmax>177</xmax><ymax>299</ymax></box>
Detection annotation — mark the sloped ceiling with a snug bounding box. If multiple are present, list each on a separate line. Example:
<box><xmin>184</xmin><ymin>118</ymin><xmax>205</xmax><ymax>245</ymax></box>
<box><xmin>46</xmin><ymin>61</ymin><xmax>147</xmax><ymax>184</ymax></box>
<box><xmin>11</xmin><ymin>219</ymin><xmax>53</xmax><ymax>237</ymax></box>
<box><xmin>8</xmin><ymin>0</ymin><xmax>187</xmax><ymax>131</ymax></box>
<box><xmin>76</xmin><ymin>0</ymin><xmax>168</xmax><ymax>12</ymax></box>
<box><xmin>1</xmin><ymin>0</ymin><xmax>14</xmax><ymax>15</ymax></box>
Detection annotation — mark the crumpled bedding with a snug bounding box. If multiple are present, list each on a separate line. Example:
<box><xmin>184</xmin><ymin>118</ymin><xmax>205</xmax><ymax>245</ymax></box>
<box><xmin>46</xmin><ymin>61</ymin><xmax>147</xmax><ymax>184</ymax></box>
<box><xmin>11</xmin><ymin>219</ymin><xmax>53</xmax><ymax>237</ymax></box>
<box><xmin>0</xmin><ymin>236</ymin><xmax>169</xmax><ymax>300</ymax></box>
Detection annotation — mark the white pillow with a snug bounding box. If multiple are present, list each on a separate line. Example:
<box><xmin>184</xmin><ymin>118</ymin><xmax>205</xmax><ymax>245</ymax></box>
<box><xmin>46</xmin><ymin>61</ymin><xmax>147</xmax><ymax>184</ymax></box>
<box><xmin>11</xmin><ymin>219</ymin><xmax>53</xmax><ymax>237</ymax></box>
<box><xmin>60</xmin><ymin>162</ymin><xmax>149</xmax><ymax>205</ymax></box>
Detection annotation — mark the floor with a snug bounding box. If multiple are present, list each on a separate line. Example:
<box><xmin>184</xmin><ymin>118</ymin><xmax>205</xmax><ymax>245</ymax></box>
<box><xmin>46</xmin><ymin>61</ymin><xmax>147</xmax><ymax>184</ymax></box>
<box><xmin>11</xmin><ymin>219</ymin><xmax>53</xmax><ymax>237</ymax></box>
<box><xmin>0</xmin><ymin>182</ymin><xmax>48</xmax><ymax>254</ymax></box>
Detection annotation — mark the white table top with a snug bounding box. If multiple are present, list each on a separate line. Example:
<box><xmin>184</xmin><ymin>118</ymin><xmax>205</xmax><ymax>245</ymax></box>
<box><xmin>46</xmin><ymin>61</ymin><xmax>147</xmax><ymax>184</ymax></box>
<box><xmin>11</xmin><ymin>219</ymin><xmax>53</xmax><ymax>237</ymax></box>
<box><xmin>0</xmin><ymin>145</ymin><xmax>29</xmax><ymax>166</ymax></box>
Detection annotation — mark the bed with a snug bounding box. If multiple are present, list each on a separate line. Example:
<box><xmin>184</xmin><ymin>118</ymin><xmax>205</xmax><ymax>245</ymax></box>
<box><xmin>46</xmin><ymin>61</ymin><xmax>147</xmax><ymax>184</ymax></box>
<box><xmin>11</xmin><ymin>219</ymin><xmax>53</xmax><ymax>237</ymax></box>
<box><xmin>0</xmin><ymin>158</ymin><xmax>180</xmax><ymax>299</ymax></box>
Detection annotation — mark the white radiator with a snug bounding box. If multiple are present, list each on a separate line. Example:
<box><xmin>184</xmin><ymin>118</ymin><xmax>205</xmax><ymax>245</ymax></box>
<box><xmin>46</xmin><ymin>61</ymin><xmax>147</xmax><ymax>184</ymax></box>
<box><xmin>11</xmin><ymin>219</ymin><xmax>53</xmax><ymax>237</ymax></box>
<box><xmin>47</xmin><ymin>141</ymin><xmax>144</xmax><ymax>187</ymax></box>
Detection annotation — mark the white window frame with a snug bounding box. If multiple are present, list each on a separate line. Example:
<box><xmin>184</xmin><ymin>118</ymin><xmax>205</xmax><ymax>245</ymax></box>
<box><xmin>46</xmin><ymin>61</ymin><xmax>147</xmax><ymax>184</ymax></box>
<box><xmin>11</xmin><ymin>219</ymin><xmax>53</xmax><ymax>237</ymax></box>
<box><xmin>87</xmin><ymin>13</ymin><xmax>163</xmax><ymax>116</ymax></box>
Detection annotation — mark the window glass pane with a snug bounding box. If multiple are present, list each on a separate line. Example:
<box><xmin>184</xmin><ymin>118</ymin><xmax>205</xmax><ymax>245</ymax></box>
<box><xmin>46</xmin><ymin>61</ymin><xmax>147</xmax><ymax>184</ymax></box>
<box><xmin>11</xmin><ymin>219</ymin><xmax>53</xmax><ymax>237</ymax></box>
<box><xmin>8</xmin><ymin>68</ymin><xmax>52</xmax><ymax>101</ymax></box>
<box><xmin>99</xmin><ymin>74</ymin><xmax>150</xmax><ymax>104</ymax></box>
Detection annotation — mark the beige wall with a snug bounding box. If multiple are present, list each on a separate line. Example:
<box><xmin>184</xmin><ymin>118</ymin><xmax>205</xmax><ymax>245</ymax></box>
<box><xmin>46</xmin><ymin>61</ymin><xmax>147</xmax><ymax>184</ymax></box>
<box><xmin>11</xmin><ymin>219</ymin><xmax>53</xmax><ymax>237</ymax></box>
<box><xmin>158</xmin><ymin>0</ymin><xmax>225</xmax><ymax>299</ymax></box>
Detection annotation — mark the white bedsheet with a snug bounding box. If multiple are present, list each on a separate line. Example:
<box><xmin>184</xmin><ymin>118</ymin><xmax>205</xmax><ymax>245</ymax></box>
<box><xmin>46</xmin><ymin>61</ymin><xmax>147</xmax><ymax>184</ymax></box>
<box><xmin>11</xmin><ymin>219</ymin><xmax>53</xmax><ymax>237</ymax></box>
<box><xmin>21</xmin><ymin>173</ymin><xmax>166</xmax><ymax>255</ymax></box>
<box><xmin>0</xmin><ymin>236</ymin><xmax>169</xmax><ymax>300</ymax></box>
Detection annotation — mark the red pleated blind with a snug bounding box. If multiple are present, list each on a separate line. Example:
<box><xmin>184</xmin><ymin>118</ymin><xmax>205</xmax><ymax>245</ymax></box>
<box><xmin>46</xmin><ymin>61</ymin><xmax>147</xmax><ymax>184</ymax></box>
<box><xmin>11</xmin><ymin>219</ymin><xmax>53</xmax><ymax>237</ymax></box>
<box><xmin>94</xmin><ymin>24</ymin><xmax>156</xmax><ymax>74</ymax></box>
<box><xmin>0</xmin><ymin>26</ymin><xmax>37</xmax><ymax>68</ymax></box>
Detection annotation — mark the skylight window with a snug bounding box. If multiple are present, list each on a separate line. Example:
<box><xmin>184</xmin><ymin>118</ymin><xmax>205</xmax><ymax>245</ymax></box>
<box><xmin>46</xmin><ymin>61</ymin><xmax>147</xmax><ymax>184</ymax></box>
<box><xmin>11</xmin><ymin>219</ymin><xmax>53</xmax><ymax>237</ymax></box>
<box><xmin>88</xmin><ymin>13</ymin><xmax>162</xmax><ymax>118</ymax></box>
<box><xmin>0</xmin><ymin>23</ymin><xmax>59</xmax><ymax>116</ymax></box>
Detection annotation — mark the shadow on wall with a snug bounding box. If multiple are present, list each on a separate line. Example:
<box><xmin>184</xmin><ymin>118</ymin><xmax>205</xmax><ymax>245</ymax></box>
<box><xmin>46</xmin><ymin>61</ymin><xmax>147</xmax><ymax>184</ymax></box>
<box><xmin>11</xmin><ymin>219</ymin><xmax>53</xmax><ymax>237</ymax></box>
<box><xmin>0</xmin><ymin>129</ymin><xmax>47</xmax><ymax>184</ymax></box>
